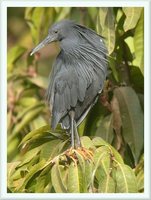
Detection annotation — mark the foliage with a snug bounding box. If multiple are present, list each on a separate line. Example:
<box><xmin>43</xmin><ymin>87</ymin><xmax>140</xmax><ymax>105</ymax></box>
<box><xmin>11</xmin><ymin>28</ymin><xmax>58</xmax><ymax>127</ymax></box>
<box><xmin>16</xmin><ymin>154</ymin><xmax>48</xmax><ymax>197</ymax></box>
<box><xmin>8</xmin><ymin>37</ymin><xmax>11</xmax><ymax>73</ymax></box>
<box><xmin>7</xmin><ymin>7</ymin><xmax>144</xmax><ymax>193</ymax></box>
<box><xmin>8</xmin><ymin>125</ymin><xmax>138</xmax><ymax>193</ymax></box>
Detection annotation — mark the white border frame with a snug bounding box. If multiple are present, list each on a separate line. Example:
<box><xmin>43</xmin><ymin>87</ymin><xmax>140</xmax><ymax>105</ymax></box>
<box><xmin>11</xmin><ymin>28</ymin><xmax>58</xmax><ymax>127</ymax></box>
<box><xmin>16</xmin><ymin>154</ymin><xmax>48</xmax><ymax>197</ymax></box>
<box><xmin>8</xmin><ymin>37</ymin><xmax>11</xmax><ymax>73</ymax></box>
<box><xmin>0</xmin><ymin>0</ymin><xmax>150</xmax><ymax>199</ymax></box>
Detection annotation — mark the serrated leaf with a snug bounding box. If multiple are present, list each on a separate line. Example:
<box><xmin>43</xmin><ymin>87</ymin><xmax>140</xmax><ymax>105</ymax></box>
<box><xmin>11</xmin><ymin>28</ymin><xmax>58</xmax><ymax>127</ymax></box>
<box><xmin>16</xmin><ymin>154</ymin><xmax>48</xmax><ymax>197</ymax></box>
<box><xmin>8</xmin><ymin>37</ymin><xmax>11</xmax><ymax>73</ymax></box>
<box><xmin>115</xmin><ymin>163</ymin><xmax>138</xmax><ymax>193</ymax></box>
<box><xmin>98</xmin><ymin>175</ymin><xmax>115</xmax><ymax>193</ymax></box>
<box><xmin>133</xmin><ymin>10</ymin><xmax>144</xmax><ymax>75</ymax></box>
<box><xmin>123</xmin><ymin>7</ymin><xmax>142</xmax><ymax>32</ymax></box>
<box><xmin>114</xmin><ymin>87</ymin><xmax>144</xmax><ymax>163</ymax></box>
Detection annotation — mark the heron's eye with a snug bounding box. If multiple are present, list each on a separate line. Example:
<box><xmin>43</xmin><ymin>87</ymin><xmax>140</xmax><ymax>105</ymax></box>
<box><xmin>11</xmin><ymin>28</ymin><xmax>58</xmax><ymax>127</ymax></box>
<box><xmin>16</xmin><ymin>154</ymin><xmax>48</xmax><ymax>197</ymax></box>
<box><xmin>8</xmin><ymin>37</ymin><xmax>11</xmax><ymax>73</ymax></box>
<box><xmin>54</xmin><ymin>30</ymin><xmax>58</xmax><ymax>34</ymax></box>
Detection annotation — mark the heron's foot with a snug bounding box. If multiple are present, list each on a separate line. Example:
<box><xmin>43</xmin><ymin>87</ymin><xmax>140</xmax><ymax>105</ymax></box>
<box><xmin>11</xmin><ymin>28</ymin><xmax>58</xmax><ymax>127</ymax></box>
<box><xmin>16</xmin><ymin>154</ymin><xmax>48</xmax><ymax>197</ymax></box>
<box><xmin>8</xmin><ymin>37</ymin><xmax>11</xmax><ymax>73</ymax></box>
<box><xmin>75</xmin><ymin>139</ymin><xmax>81</xmax><ymax>149</ymax></box>
<box><xmin>64</xmin><ymin>147</ymin><xmax>94</xmax><ymax>162</ymax></box>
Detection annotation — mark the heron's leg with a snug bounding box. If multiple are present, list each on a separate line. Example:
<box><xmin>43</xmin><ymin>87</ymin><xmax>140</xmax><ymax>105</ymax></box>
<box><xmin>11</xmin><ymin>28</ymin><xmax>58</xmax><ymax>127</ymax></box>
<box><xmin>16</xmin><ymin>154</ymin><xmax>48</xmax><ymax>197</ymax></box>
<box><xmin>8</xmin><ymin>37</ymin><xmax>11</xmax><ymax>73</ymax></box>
<box><xmin>74</xmin><ymin>121</ymin><xmax>81</xmax><ymax>148</ymax></box>
<box><xmin>69</xmin><ymin>111</ymin><xmax>75</xmax><ymax>148</ymax></box>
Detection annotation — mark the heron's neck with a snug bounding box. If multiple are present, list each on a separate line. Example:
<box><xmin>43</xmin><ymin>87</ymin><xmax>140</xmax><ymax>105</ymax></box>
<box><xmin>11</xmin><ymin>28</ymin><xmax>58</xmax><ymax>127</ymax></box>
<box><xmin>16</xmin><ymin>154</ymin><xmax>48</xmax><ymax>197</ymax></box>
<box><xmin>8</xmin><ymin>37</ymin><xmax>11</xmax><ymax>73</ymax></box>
<box><xmin>60</xmin><ymin>38</ymin><xmax>81</xmax><ymax>56</ymax></box>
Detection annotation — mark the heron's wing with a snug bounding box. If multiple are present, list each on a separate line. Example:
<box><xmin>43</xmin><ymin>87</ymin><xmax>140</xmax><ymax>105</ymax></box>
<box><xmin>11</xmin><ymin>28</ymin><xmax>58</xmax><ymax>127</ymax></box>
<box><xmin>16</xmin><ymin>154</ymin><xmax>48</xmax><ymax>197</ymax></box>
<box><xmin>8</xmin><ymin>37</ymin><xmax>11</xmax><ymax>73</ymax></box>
<box><xmin>51</xmin><ymin>66</ymin><xmax>88</xmax><ymax>129</ymax></box>
<box><xmin>45</xmin><ymin>56</ymin><xmax>62</xmax><ymax>110</ymax></box>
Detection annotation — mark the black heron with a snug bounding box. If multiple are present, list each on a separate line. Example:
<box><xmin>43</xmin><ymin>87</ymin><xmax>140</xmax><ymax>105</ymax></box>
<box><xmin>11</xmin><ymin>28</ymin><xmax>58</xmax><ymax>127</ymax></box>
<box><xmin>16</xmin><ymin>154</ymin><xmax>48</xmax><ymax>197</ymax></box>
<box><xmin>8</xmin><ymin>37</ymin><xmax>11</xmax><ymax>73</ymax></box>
<box><xmin>30</xmin><ymin>20</ymin><xmax>108</xmax><ymax>148</ymax></box>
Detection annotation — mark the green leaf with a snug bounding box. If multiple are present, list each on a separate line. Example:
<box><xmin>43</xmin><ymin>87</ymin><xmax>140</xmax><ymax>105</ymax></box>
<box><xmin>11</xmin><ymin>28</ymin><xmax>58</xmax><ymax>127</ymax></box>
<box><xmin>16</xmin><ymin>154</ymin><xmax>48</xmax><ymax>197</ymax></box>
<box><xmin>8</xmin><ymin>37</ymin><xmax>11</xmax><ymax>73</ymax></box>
<box><xmin>98</xmin><ymin>8</ymin><xmax>115</xmax><ymax>54</ymax></box>
<box><xmin>123</xmin><ymin>7</ymin><xmax>142</xmax><ymax>32</ymax></box>
<box><xmin>133</xmin><ymin>10</ymin><xmax>144</xmax><ymax>75</ymax></box>
<box><xmin>115</xmin><ymin>163</ymin><xmax>138</xmax><ymax>193</ymax></box>
<box><xmin>39</xmin><ymin>140</ymin><xmax>62</xmax><ymax>161</ymax></box>
<box><xmin>92</xmin><ymin>146</ymin><xmax>110</xmax><ymax>186</ymax></box>
<box><xmin>136</xmin><ymin>170</ymin><xmax>144</xmax><ymax>191</ymax></box>
<box><xmin>109</xmin><ymin>146</ymin><xmax>124</xmax><ymax>164</ymax></box>
<box><xmin>15</xmin><ymin>102</ymin><xmax>44</xmax><ymax>124</ymax></box>
<box><xmin>27</xmin><ymin>76</ymin><xmax>48</xmax><ymax>89</ymax></box>
<box><xmin>18</xmin><ymin>146</ymin><xmax>42</xmax><ymax>167</ymax></box>
<box><xmin>98</xmin><ymin>175</ymin><xmax>115</xmax><ymax>193</ymax></box>
<box><xmin>92</xmin><ymin>137</ymin><xmax>108</xmax><ymax>147</ymax></box>
<box><xmin>114</xmin><ymin>87</ymin><xmax>144</xmax><ymax>163</ymax></box>
<box><xmin>8</xmin><ymin>46</ymin><xmax>26</xmax><ymax>73</ymax></box>
<box><xmin>17</xmin><ymin>160</ymin><xmax>46</xmax><ymax>192</ymax></box>
<box><xmin>9</xmin><ymin>105</ymin><xmax>44</xmax><ymax>141</ymax></box>
<box><xmin>55</xmin><ymin>8</ymin><xmax>71</xmax><ymax>21</ymax></box>
<box><xmin>25</xmin><ymin>8</ymin><xmax>45</xmax><ymax>44</ymax></box>
<box><xmin>20</xmin><ymin>125</ymin><xmax>50</xmax><ymax>145</ymax></box>
<box><xmin>35</xmin><ymin>165</ymin><xmax>52</xmax><ymax>192</ymax></box>
<box><xmin>96</xmin><ymin>114</ymin><xmax>114</xmax><ymax>144</ymax></box>
<box><xmin>108</xmin><ymin>57</ymin><xmax>120</xmax><ymax>82</ymax></box>
<box><xmin>29</xmin><ymin>116</ymin><xmax>47</xmax><ymax>130</ymax></box>
<box><xmin>19</xmin><ymin>97</ymin><xmax>38</xmax><ymax>107</ymax></box>
<box><xmin>97</xmin><ymin>8</ymin><xmax>108</xmax><ymax>32</ymax></box>
<box><xmin>7</xmin><ymin>162</ymin><xmax>20</xmax><ymax>184</ymax></box>
<box><xmin>81</xmin><ymin>136</ymin><xmax>96</xmax><ymax>150</ymax></box>
<box><xmin>67</xmin><ymin>162</ymin><xmax>80</xmax><ymax>193</ymax></box>
<box><xmin>85</xmin><ymin>160</ymin><xmax>94</xmax><ymax>188</ymax></box>
<box><xmin>51</xmin><ymin>162</ymin><xmax>67</xmax><ymax>193</ymax></box>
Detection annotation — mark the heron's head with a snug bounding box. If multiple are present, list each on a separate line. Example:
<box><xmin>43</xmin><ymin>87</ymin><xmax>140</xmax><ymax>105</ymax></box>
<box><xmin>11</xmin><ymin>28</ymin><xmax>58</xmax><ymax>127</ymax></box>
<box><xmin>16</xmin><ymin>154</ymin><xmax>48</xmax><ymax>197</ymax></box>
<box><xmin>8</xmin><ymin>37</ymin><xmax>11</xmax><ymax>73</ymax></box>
<box><xmin>30</xmin><ymin>20</ymin><xmax>76</xmax><ymax>55</ymax></box>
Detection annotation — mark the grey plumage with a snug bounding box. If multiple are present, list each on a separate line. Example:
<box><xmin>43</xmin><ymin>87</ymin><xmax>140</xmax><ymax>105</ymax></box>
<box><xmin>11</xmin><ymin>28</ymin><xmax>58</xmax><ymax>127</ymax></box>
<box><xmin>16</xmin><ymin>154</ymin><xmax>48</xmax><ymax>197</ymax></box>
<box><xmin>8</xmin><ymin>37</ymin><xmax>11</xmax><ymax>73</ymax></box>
<box><xmin>31</xmin><ymin>19</ymin><xmax>108</xmax><ymax>147</ymax></box>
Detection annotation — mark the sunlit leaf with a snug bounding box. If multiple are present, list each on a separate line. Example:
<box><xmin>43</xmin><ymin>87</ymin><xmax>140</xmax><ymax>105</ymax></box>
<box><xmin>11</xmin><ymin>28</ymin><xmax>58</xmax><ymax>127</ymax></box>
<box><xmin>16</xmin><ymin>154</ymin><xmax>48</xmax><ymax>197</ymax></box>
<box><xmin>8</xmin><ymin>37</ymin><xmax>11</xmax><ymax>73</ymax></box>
<box><xmin>136</xmin><ymin>170</ymin><xmax>144</xmax><ymax>192</ymax></box>
<box><xmin>8</xmin><ymin>46</ymin><xmax>26</xmax><ymax>73</ymax></box>
<box><xmin>98</xmin><ymin>175</ymin><xmax>115</xmax><ymax>193</ymax></box>
<box><xmin>92</xmin><ymin>137</ymin><xmax>108</xmax><ymax>147</ymax></box>
<box><xmin>81</xmin><ymin>136</ymin><xmax>95</xmax><ymax>149</ymax></box>
<box><xmin>9</xmin><ymin>105</ymin><xmax>44</xmax><ymax>141</ymax></box>
<box><xmin>55</xmin><ymin>8</ymin><xmax>71</xmax><ymax>21</ymax></box>
<box><xmin>67</xmin><ymin>162</ymin><xmax>80</xmax><ymax>193</ymax></box>
<box><xmin>17</xmin><ymin>160</ymin><xmax>46</xmax><ymax>192</ymax></box>
<box><xmin>123</xmin><ymin>7</ymin><xmax>142</xmax><ymax>32</ymax></box>
<box><xmin>18</xmin><ymin>146</ymin><xmax>42</xmax><ymax>167</ymax></box>
<box><xmin>20</xmin><ymin>124</ymin><xmax>50</xmax><ymax>145</ymax></box>
<box><xmin>19</xmin><ymin>97</ymin><xmax>38</xmax><ymax>107</ymax></box>
<box><xmin>133</xmin><ymin>10</ymin><xmax>144</xmax><ymax>75</ymax></box>
<box><xmin>51</xmin><ymin>161</ymin><xmax>67</xmax><ymax>193</ymax></box>
<box><xmin>115</xmin><ymin>163</ymin><xmax>138</xmax><ymax>193</ymax></box>
<box><xmin>98</xmin><ymin>8</ymin><xmax>115</xmax><ymax>54</ymax></box>
<box><xmin>27</xmin><ymin>76</ymin><xmax>48</xmax><ymax>89</ymax></box>
<box><xmin>97</xmin><ymin>8</ymin><xmax>108</xmax><ymax>32</ymax></box>
<box><xmin>92</xmin><ymin>146</ymin><xmax>110</xmax><ymax>186</ymax></box>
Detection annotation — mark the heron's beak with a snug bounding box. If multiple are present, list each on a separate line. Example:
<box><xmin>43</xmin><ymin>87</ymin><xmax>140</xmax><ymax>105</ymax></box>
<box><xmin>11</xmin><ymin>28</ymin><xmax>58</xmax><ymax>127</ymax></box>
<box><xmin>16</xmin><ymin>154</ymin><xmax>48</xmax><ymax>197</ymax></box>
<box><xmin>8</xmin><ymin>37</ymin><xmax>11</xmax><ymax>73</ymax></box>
<box><xmin>30</xmin><ymin>34</ymin><xmax>56</xmax><ymax>56</ymax></box>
